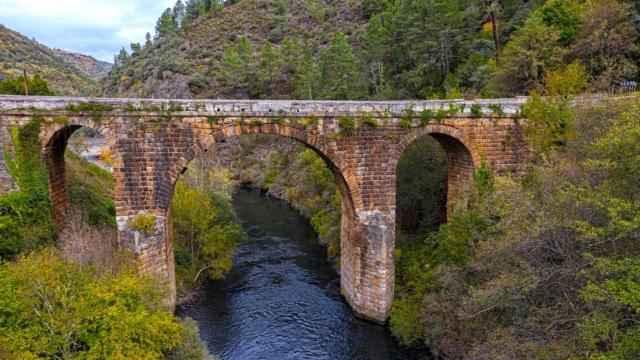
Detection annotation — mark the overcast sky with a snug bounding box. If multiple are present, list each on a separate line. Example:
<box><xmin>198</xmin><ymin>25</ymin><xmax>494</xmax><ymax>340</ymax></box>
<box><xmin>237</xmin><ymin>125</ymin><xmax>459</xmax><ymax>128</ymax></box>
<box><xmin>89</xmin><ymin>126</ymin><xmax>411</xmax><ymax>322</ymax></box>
<box><xmin>0</xmin><ymin>0</ymin><xmax>176</xmax><ymax>63</ymax></box>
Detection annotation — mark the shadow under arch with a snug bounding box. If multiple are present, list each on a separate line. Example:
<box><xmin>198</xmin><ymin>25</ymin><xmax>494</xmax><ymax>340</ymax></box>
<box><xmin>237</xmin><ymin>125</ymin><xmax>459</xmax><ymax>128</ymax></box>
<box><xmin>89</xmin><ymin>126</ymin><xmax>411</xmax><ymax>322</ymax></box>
<box><xmin>397</xmin><ymin>124</ymin><xmax>480</xmax><ymax>219</ymax></box>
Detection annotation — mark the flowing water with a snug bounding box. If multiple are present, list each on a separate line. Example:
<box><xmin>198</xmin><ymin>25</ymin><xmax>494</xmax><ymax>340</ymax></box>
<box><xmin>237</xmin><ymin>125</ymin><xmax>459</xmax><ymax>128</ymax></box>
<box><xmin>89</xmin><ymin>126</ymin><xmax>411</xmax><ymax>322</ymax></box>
<box><xmin>179</xmin><ymin>189</ymin><xmax>429</xmax><ymax>360</ymax></box>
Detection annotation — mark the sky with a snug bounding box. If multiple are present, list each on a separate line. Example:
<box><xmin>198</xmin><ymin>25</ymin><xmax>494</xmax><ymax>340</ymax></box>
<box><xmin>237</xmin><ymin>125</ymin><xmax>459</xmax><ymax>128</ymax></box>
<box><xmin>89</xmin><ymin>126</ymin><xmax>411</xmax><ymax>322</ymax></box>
<box><xmin>0</xmin><ymin>0</ymin><xmax>176</xmax><ymax>63</ymax></box>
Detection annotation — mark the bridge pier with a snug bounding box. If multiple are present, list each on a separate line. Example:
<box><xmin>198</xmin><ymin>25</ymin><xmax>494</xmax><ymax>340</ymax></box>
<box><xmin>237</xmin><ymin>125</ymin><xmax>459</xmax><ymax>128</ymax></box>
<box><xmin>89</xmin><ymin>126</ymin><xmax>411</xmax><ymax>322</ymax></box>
<box><xmin>341</xmin><ymin>208</ymin><xmax>395</xmax><ymax>324</ymax></box>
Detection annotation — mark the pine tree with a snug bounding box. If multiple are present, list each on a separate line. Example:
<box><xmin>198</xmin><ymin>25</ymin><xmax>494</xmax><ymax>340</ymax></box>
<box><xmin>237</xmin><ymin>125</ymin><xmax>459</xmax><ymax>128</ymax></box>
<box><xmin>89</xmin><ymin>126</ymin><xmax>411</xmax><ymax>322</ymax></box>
<box><xmin>292</xmin><ymin>44</ymin><xmax>320</xmax><ymax>99</ymax></box>
<box><xmin>219</xmin><ymin>36</ymin><xmax>255</xmax><ymax>92</ymax></box>
<box><xmin>155</xmin><ymin>8</ymin><xmax>177</xmax><ymax>38</ymax></box>
<box><xmin>172</xmin><ymin>0</ymin><xmax>186</xmax><ymax>29</ymax></box>
<box><xmin>144</xmin><ymin>32</ymin><xmax>153</xmax><ymax>48</ymax></box>
<box><xmin>318</xmin><ymin>32</ymin><xmax>364</xmax><ymax>100</ymax></box>
<box><xmin>259</xmin><ymin>41</ymin><xmax>283</xmax><ymax>85</ymax></box>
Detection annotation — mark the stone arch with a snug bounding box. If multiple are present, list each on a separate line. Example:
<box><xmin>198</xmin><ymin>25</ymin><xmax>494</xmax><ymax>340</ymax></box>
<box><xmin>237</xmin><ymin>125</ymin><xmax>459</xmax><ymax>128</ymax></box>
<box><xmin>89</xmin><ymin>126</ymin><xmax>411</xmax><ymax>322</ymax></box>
<box><xmin>166</xmin><ymin>123</ymin><xmax>361</xmax><ymax>217</ymax></box>
<box><xmin>159</xmin><ymin>122</ymin><xmax>363</xmax><ymax>308</ymax></box>
<box><xmin>398</xmin><ymin>124</ymin><xmax>480</xmax><ymax>219</ymax></box>
<box><xmin>40</xmin><ymin>119</ymin><xmax>118</xmax><ymax>229</ymax></box>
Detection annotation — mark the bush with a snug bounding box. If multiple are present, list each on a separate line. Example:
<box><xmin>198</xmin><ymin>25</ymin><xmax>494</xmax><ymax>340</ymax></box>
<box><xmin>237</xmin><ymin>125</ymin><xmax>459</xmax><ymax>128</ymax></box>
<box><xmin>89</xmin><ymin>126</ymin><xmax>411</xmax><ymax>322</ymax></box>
<box><xmin>0</xmin><ymin>250</ymin><xmax>186</xmax><ymax>359</ymax></box>
<box><xmin>339</xmin><ymin>116</ymin><xmax>356</xmax><ymax>135</ymax></box>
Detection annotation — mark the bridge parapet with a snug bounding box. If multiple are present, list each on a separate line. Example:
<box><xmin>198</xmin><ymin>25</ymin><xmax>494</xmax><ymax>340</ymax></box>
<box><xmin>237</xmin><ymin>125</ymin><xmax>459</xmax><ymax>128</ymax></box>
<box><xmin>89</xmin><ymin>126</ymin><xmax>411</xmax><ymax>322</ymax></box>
<box><xmin>0</xmin><ymin>95</ymin><xmax>528</xmax><ymax>118</ymax></box>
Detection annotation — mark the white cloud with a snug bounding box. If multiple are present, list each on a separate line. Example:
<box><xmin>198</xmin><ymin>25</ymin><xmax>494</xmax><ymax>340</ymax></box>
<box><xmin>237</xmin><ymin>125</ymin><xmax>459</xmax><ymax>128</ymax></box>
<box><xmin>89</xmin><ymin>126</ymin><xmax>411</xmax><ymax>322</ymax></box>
<box><xmin>0</xmin><ymin>0</ymin><xmax>176</xmax><ymax>62</ymax></box>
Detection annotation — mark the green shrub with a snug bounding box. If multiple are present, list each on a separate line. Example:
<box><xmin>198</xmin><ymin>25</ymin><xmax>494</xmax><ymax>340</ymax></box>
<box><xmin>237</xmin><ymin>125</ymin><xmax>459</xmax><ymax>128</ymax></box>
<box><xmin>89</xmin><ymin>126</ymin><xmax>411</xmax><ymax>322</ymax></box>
<box><xmin>1</xmin><ymin>118</ymin><xmax>55</xmax><ymax>258</ymax></box>
<box><xmin>470</xmin><ymin>103</ymin><xmax>483</xmax><ymax>117</ymax></box>
<box><xmin>339</xmin><ymin>116</ymin><xmax>356</xmax><ymax>135</ymax></box>
<box><xmin>420</xmin><ymin>109</ymin><xmax>434</xmax><ymax>125</ymax></box>
<box><xmin>361</xmin><ymin>114</ymin><xmax>380</xmax><ymax>128</ymax></box>
<box><xmin>488</xmin><ymin>103</ymin><xmax>505</xmax><ymax>117</ymax></box>
<box><xmin>130</xmin><ymin>214</ymin><xmax>156</xmax><ymax>236</ymax></box>
<box><xmin>0</xmin><ymin>250</ymin><xmax>187</xmax><ymax>358</ymax></box>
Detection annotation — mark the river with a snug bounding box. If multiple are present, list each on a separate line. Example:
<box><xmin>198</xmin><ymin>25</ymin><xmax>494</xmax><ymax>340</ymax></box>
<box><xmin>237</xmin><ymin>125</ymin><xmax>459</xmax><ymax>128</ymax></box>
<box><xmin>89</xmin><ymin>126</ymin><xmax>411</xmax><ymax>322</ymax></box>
<box><xmin>178</xmin><ymin>189</ymin><xmax>430</xmax><ymax>360</ymax></box>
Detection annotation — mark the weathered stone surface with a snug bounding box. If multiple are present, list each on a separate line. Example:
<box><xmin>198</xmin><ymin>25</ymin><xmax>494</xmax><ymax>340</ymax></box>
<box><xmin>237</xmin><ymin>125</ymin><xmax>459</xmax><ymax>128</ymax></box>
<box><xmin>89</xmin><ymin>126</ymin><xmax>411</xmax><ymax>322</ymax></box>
<box><xmin>0</xmin><ymin>95</ymin><xmax>531</xmax><ymax>323</ymax></box>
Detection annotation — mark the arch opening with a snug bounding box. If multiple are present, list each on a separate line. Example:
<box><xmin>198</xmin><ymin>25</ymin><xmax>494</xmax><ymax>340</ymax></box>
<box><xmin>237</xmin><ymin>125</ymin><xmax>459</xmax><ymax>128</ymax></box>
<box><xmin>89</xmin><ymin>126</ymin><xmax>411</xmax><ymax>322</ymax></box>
<box><xmin>44</xmin><ymin>125</ymin><xmax>117</xmax><ymax>266</ymax></box>
<box><xmin>164</xmin><ymin>130</ymin><xmax>358</xmax><ymax>300</ymax></box>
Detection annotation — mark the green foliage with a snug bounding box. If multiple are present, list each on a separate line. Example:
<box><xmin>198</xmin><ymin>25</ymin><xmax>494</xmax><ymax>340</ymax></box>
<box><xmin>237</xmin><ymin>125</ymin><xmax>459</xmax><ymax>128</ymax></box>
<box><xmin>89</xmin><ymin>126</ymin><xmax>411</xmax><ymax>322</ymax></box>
<box><xmin>487</xmin><ymin>16</ymin><xmax>564</xmax><ymax>96</ymax></box>
<box><xmin>318</xmin><ymin>32</ymin><xmax>365</xmax><ymax>100</ymax></box>
<box><xmin>521</xmin><ymin>62</ymin><xmax>587</xmax><ymax>153</ymax></box>
<box><xmin>65</xmin><ymin>102</ymin><xmax>114</xmax><ymax>112</ymax></box>
<box><xmin>419</xmin><ymin>109</ymin><xmax>434</xmax><ymax>125</ymax></box>
<box><xmin>156</xmin><ymin>7</ymin><xmax>178</xmax><ymax>38</ymax></box>
<box><xmin>470</xmin><ymin>103</ymin><xmax>483</xmax><ymax>117</ymax></box>
<box><xmin>338</xmin><ymin>116</ymin><xmax>356</xmax><ymax>136</ymax></box>
<box><xmin>0</xmin><ymin>250</ymin><xmax>186</xmax><ymax>359</ymax></box>
<box><xmin>535</xmin><ymin>0</ymin><xmax>582</xmax><ymax>45</ymax></box>
<box><xmin>391</xmin><ymin>99</ymin><xmax>640</xmax><ymax>358</ymax></box>
<box><xmin>0</xmin><ymin>75</ymin><xmax>55</xmax><ymax>96</ymax></box>
<box><xmin>130</xmin><ymin>214</ymin><xmax>156</xmax><ymax>236</ymax></box>
<box><xmin>360</xmin><ymin>114</ymin><xmax>380</xmax><ymax>128</ymax></box>
<box><xmin>569</xmin><ymin>0</ymin><xmax>638</xmax><ymax>91</ymax></box>
<box><xmin>396</xmin><ymin>136</ymin><xmax>447</xmax><ymax>236</ymax></box>
<box><xmin>0</xmin><ymin>118</ymin><xmax>55</xmax><ymax>258</ymax></box>
<box><xmin>172</xmin><ymin>174</ymin><xmax>244</xmax><ymax>292</ymax></box>
<box><xmin>65</xmin><ymin>152</ymin><xmax>115</xmax><ymax>226</ymax></box>
<box><xmin>435</xmin><ymin>108</ymin><xmax>448</xmax><ymax>123</ymax></box>
<box><xmin>220</xmin><ymin>36</ymin><xmax>254</xmax><ymax>92</ymax></box>
<box><xmin>488</xmin><ymin>103</ymin><xmax>504</xmax><ymax>117</ymax></box>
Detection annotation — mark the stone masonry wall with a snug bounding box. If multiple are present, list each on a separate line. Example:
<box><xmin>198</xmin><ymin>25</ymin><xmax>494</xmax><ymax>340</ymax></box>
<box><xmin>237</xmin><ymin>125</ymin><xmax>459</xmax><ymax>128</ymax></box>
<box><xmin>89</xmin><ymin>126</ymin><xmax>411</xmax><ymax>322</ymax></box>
<box><xmin>0</xmin><ymin>95</ymin><xmax>531</xmax><ymax>323</ymax></box>
<box><xmin>0</xmin><ymin>122</ymin><xmax>17</xmax><ymax>192</ymax></box>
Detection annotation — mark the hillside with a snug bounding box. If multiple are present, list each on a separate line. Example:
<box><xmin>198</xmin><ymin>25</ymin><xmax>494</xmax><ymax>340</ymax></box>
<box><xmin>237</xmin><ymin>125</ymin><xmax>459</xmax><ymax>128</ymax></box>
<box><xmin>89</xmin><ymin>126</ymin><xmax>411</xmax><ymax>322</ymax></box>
<box><xmin>0</xmin><ymin>24</ymin><xmax>99</xmax><ymax>95</ymax></box>
<box><xmin>99</xmin><ymin>0</ymin><xmax>365</xmax><ymax>99</ymax></box>
<box><xmin>53</xmin><ymin>49</ymin><xmax>111</xmax><ymax>80</ymax></box>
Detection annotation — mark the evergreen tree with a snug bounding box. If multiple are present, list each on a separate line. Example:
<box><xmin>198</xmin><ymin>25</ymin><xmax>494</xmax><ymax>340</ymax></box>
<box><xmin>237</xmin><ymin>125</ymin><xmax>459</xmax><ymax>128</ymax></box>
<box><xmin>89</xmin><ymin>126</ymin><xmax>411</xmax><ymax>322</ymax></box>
<box><xmin>130</xmin><ymin>42</ymin><xmax>142</xmax><ymax>55</ymax></box>
<box><xmin>318</xmin><ymin>32</ymin><xmax>364</xmax><ymax>100</ymax></box>
<box><xmin>172</xmin><ymin>0</ymin><xmax>186</xmax><ymax>29</ymax></box>
<box><xmin>219</xmin><ymin>36</ymin><xmax>254</xmax><ymax>92</ymax></box>
<box><xmin>259</xmin><ymin>41</ymin><xmax>282</xmax><ymax>83</ymax></box>
<box><xmin>281</xmin><ymin>37</ymin><xmax>302</xmax><ymax>74</ymax></box>
<box><xmin>292</xmin><ymin>44</ymin><xmax>320</xmax><ymax>100</ymax></box>
<box><xmin>156</xmin><ymin>8</ymin><xmax>177</xmax><ymax>38</ymax></box>
<box><xmin>144</xmin><ymin>32</ymin><xmax>153</xmax><ymax>48</ymax></box>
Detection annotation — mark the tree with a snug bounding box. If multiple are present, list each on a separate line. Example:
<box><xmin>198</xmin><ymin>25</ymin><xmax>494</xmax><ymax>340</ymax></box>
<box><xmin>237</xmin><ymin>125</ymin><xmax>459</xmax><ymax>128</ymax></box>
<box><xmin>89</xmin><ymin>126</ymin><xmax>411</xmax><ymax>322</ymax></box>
<box><xmin>258</xmin><ymin>41</ymin><xmax>283</xmax><ymax>94</ymax></box>
<box><xmin>130</xmin><ymin>42</ymin><xmax>142</xmax><ymax>55</ymax></box>
<box><xmin>292</xmin><ymin>44</ymin><xmax>320</xmax><ymax>99</ymax></box>
<box><xmin>156</xmin><ymin>8</ymin><xmax>178</xmax><ymax>38</ymax></box>
<box><xmin>487</xmin><ymin>16</ymin><xmax>564</xmax><ymax>95</ymax></box>
<box><xmin>318</xmin><ymin>32</ymin><xmax>364</xmax><ymax>100</ymax></box>
<box><xmin>219</xmin><ymin>36</ymin><xmax>254</xmax><ymax>92</ymax></box>
<box><xmin>144</xmin><ymin>32</ymin><xmax>153</xmax><ymax>48</ymax></box>
<box><xmin>536</xmin><ymin>0</ymin><xmax>582</xmax><ymax>46</ymax></box>
<box><xmin>172</xmin><ymin>0</ymin><xmax>186</xmax><ymax>29</ymax></box>
<box><xmin>570</xmin><ymin>0</ymin><xmax>638</xmax><ymax>91</ymax></box>
<box><xmin>0</xmin><ymin>75</ymin><xmax>55</xmax><ymax>96</ymax></box>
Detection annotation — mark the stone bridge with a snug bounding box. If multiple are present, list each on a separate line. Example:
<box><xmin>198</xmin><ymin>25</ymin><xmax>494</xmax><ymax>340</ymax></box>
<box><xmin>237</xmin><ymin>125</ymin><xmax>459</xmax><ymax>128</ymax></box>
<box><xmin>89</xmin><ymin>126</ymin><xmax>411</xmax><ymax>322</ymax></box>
<box><xmin>0</xmin><ymin>95</ymin><xmax>530</xmax><ymax>323</ymax></box>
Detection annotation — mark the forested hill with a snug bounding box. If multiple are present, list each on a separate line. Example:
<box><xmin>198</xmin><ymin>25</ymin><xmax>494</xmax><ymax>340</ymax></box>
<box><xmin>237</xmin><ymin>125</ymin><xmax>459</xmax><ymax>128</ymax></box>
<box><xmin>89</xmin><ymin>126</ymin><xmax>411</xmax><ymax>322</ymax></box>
<box><xmin>0</xmin><ymin>25</ymin><xmax>107</xmax><ymax>96</ymax></box>
<box><xmin>100</xmin><ymin>0</ymin><xmax>640</xmax><ymax>100</ymax></box>
<box><xmin>99</xmin><ymin>0</ymin><xmax>365</xmax><ymax>99</ymax></box>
